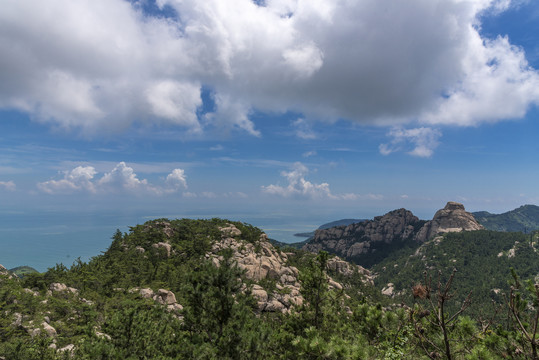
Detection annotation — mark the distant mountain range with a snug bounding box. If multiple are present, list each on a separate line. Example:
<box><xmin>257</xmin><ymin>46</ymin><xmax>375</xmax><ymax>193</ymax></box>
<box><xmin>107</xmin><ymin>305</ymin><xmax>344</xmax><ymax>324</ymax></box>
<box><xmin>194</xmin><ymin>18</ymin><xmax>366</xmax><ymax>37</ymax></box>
<box><xmin>293</xmin><ymin>218</ymin><xmax>365</xmax><ymax>238</ymax></box>
<box><xmin>9</xmin><ymin>265</ymin><xmax>39</xmax><ymax>278</ymax></box>
<box><xmin>281</xmin><ymin>204</ymin><xmax>539</xmax><ymax>250</ymax></box>
<box><xmin>293</xmin><ymin>202</ymin><xmax>539</xmax><ymax>317</ymax></box>
<box><xmin>473</xmin><ymin>204</ymin><xmax>539</xmax><ymax>233</ymax></box>
<box><xmin>270</xmin><ymin>218</ymin><xmax>366</xmax><ymax>249</ymax></box>
<box><xmin>302</xmin><ymin>202</ymin><xmax>482</xmax><ymax>267</ymax></box>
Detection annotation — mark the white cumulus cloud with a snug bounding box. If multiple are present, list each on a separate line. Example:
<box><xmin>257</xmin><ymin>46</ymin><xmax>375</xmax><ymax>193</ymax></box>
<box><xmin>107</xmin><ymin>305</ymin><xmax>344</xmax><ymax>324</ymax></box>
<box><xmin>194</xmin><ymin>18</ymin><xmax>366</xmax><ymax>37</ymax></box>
<box><xmin>0</xmin><ymin>0</ymin><xmax>538</xmax><ymax>139</ymax></box>
<box><xmin>165</xmin><ymin>168</ymin><xmax>188</xmax><ymax>192</ymax></box>
<box><xmin>37</xmin><ymin>162</ymin><xmax>187</xmax><ymax>195</ymax></box>
<box><xmin>38</xmin><ymin>166</ymin><xmax>97</xmax><ymax>194</ymax></box>
<box><xmin>97</xmin><ymin>162</ymin><xmax>155</xmax><ymax>192</ymax></box>
<box><xmin>262</xmin><ymin>162</ymin><xmax>334</xmax><ymax>199</ymax></box>
<box><xmin>262</xmin><ymin>162</ymin><xmax>378</xmax><ymax>200</ymax></box>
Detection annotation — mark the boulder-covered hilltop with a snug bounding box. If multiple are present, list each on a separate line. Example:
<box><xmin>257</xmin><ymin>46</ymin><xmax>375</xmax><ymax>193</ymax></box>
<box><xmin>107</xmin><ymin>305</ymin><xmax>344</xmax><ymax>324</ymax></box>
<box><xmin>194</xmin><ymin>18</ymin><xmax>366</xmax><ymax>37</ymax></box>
<box><xmin>302</xmin><ymin>202</ymin><xmax>483</xmax><ymax>267</ymax></box>
<box><xmin>129</xmin><ymin>220</ymin><xmax>373</xmax><ymax>313</ymax></box>
<box><xmin>0</xmin><ymin>218</ymin><xmax>377</xmax><ymax>358</ymax></box>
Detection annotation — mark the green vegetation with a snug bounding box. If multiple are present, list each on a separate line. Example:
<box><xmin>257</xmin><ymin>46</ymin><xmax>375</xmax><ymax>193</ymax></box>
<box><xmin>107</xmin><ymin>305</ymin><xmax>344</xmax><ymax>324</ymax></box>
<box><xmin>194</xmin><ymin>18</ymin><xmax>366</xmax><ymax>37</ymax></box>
<box><xmin>474</xmin><ymin>204</ymin><xmax>539</xmax><ymax>233</ymax></box>
<box><xmin>373</xmin><ymin>230</ymin><xmax>539</xmax><ymax>318</ymax></box>
<box><xmin>2</xmin><ymin>219</ymin><xmax>539</xmax><ymax>359</ymax></box>
<box><xmin>9</xmin><ymin>266</ymin><xmax>39</xmax><ymax>278</ymax></box>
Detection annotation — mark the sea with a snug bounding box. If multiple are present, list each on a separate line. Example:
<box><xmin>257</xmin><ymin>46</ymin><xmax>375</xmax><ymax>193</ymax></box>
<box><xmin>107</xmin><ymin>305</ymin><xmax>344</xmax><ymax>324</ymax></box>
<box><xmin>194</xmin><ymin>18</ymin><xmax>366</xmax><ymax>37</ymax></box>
<box><xmin>0</xmin><ymin>210</ymin><xmax>318</xmax><ymax>272</ymax></box>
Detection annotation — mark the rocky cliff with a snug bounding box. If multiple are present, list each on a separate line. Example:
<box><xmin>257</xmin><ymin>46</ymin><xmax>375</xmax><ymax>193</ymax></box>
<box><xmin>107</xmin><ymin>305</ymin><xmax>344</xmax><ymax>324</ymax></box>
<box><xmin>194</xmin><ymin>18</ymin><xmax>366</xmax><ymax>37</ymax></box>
<box><xmin>208</xmin><ymin>224</ymin><xmax>373</xmax><ymax>313</ymax></box>
<box><xmin>414</xmin><ymin>202</ymin><xmax>483</xmax><ymax>242</ymax></box>
<box><xmin>303</xmin><ymin>208</ymin><xmax>425</xmax><ymax>267</ymax></box>
<box><xmin>302</xmin><ymin>202</ymin><xmax>483</xmax><ymax>268</ymax></box>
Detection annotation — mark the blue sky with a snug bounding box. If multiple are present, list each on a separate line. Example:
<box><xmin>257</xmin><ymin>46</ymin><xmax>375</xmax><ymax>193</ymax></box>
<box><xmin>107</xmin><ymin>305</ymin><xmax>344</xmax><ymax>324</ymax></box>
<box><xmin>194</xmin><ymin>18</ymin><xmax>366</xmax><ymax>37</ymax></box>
<box><xmin>1</xmin><ymin>0</ymin><xmax>539</xmax><ymax>270</ymax></box>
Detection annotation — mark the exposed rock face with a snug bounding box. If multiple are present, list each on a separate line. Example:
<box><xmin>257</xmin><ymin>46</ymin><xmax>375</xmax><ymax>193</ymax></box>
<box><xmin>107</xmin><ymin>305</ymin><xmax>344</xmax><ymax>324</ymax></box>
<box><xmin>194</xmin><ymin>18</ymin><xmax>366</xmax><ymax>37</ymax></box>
<box><xmin>381</xmin><ymin>283</ymin><xmax>394</xmax><ymax>296</ymax></box>
<box><xmin>302</xmin><ymin>202</ymin><xmax>484</xmax><ymax>267</ymax></box>
<box><xmin>28</xmin><ymin>321</ymin><xmax>57</xmax><ymax>338</ymax></box>
<box><xmin>303</xmin><ymin>209</ymin><xmax>423</xmax><ymax>266</ymax></box>
<box><xmin>218</xmin><ymin>224</ymin><xmax>242</xmax><ymax>238</ymax></box>
<box><xmin>11</xmin><ymin>313</ymin><xmax>23</xmax><ymax>327</ymax></box>
<box><xmin>49</xmin><ymin>283</ymin><xmax>78</xmax><ymax>295</ymax></box>
<box><xmin>209</xmin><ymin>224</ymin><xmax>372</xmax><ymax>313</ymax></box>
<box><xmin>0</xmin><ymin>264</ymin><xmax>13</xmax><ymax>279</ymax></box>
<box><xmin>129</xmin><ymin>287</ymin><xmax>184</xmax><ymax>317</ymax></box>
<box><xmin>58</xmin><ymin>344</ymin><xmax>75</xmax><ymax>356</ymax></box>
<box><xmin>147</xmin><ymin>221</ymin><xmax>176</xmax><ymax>238</ymax></box>
<box><xmin>209</xmin><ymin>225</ymin><xmax>302</xmax><ymax>313</ymax></box>
<box><xmin>155</xmin><ymin>289</ymin><xmax>177</xmax><ymax>305</ymax></box>
<box><xmin>414</xmin><ymin>202</ymin><xmax>484</xmax><ymax>242</ymax></box>
<box><xmin>152</xmin><ymin>242</ymin><xmax>173</xmax><ymax>257</ymax></box>
<box><xmin>326</xmin><ymin>257</ymin><xmax>374</xmax><ymax>285</ymax></box>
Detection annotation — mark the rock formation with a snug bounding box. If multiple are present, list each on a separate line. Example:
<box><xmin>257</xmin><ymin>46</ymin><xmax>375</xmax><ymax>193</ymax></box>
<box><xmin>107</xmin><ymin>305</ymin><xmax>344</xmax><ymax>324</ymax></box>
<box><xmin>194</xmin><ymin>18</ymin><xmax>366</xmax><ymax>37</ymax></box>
<box><xmin>49</xmin><ymin>282</ymin><xmax>78</xmax><ymax>295</ymax></box>
<box><xmin>129</xmin><ymin>287</ymin><xmax>184</xmax><ymax>315</ymax></box>
<box><xmin>209</xmin><ymin>225</ymin><xmax>302</xmax><ymax>313</ymax></box>
<box><xmin>414</xmin><ymin>202</ymin><xmax>483</xmax><ymax>242</ymax></box>
<box><xmin>0</xmin><ymin>264</ymin><xmax>13</xmax><ymax>278</ymax></box>
<box><xmin>208</xmin><ymin>224</ymin><xmax>372</xmax><ymax>313</ymax></box>
<box><xmin>303</xmin><ymin>209</ymin><xmax>424</xmax><ymax>266</ymax></box>
<box><xmin>326</xmin><ymin>256</ymin><xmax>374</xmax><ymax>285</ymax></box>
<box><xmin>302</xmin><ymin>202</ymin><xmax>483</xmax><ymax>267</ymax></box>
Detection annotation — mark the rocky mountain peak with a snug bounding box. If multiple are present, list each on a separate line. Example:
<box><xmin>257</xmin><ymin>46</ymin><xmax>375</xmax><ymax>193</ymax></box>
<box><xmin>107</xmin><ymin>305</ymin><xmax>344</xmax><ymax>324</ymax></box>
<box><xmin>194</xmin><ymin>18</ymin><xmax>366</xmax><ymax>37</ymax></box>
<box><xmin>300</xmin><ymin>202</ymin><xmax>486</xmax><ymax>267</ymax></box>
<box><xmin>302</xmin><ymin>208</ymin><xmax>424</xmax><ymax>267</ymax></box>
<box><xmin>444</xmin><ymin>201</ymin><xmax>465</xmax><ymax>211</ymax></box>
<box><xmin>414</xmin><ymin>201</ymin><xmax>483</xmax><ymax>242</ymax></box>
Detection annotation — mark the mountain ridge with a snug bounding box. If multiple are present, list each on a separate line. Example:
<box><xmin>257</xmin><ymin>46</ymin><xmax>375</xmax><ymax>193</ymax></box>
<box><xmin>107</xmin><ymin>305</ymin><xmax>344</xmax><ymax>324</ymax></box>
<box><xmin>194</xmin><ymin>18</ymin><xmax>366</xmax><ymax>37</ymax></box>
<box><xmin>473</xmin><ymin>204</ymin><xmax>539</xmax><ymax>233</ymax></box>
<box><xmin>2</xmin><ymin>215</ymin><xmax>539</xmax><ymax>358</ymax></box>
<box><xmin>302</xmin><ymin>202</ymin><xmax>483</xmax><ymax>268</ymax></box>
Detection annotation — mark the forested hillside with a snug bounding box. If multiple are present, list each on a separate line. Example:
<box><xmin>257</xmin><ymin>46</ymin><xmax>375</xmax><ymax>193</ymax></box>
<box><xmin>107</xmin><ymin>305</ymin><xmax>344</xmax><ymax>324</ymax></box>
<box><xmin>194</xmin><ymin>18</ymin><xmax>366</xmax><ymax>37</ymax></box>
<box><xmin>373</xmin><ymin>230</ymin><xmax>539</xmax><ymax>318</ymax></box>
<box><xmin>1</xmin><ymin>219</ymin><xmax>539</xmax><ymax>359</ymax></box>
<box><xmin>473</xmin><ymin>205</ymin><xmax>539</xmax><ymax>233</ymax></box>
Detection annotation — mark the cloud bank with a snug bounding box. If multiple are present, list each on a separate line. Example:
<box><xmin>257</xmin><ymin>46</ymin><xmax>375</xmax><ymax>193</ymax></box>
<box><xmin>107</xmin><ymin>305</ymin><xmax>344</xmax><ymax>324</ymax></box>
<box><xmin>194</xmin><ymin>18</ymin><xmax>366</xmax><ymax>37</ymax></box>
<box><xmin>1</xmin><ymin>0</ymin><xmax>538</xmax><ymax>137</ymax></box>
<box><xmin>37</xmin><ymin>162</ymin><xmax>187</xmax><ymax>195</ymax></box>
